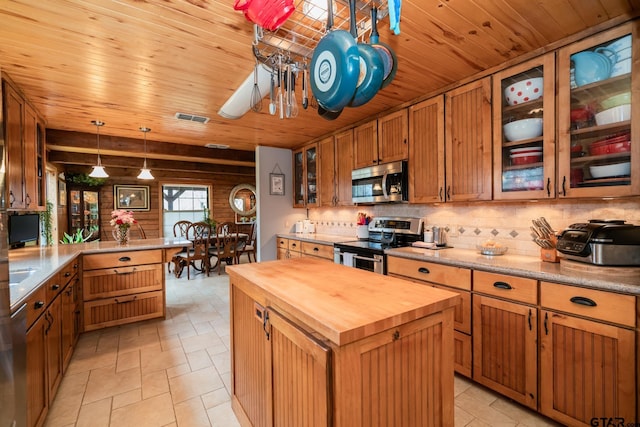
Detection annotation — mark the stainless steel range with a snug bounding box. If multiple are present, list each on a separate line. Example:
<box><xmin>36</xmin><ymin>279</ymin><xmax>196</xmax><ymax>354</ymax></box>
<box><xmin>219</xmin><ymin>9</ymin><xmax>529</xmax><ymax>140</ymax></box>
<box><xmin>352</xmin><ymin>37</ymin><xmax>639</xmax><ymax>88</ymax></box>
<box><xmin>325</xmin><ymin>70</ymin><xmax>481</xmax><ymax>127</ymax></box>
<box><xmin>334</xmin><ymin>217</ymin><xmax>423</xmax><ymax>274</ymax></box>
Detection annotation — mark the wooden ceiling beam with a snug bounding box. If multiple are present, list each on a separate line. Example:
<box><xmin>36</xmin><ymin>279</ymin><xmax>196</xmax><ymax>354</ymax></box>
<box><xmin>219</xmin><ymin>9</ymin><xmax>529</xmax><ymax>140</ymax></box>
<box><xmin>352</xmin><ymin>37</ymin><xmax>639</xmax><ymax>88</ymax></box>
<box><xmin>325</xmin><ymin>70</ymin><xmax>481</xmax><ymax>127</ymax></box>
<box><xmin>46</xmin><ymin>129</ymin><xmax>256</xmax><ymax>167</ymax></box>
<box><xmin>48</xmin><ymin>151</ymin><xmax>255</xmax><ymax>176</ymax></box>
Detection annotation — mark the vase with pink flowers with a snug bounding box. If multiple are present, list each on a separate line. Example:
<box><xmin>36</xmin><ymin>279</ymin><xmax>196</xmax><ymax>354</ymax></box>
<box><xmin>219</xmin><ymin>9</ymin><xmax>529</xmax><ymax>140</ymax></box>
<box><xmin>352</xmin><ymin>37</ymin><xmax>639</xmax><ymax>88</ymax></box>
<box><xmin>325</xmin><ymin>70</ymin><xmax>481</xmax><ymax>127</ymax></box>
<box><xmin>110</xmin><ymin>209</ymin><xmax>136</xmax><ymax>244</ymax></box>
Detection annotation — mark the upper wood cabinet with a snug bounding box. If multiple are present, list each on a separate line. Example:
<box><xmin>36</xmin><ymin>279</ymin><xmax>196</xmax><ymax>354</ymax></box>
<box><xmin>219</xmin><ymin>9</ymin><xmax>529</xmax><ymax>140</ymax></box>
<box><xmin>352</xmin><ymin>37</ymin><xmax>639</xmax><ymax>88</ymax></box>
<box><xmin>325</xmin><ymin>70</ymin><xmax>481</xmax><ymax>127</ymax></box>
<box><xmin>318</xmin><ymin>130</ymin><xmax>354</xmax><ymax>207</ymax></box>
<box><xmin>353</xmin><ymin>120</ymin><xmax>377</xmax><ymax>169</ymax></box>
<box><xmin>557</xmin><ymin>22</ymin><xmax>638</xmax><ymax>198</ymax></box>
<box><xmin>3</xmin><ymin>76</ymin><xmax>46</xmax><ymax>210</ymax></box>
<box><xmin>445</xmin><ymin>77</ymin><xmax>493</xmax><ymax>202</ymax></box>
<box><xmin>353</xmin><ymin>110</ymin><xmax>408</xmax><ymax>169</ymax></box>
<box><xmin>408</xmin><ymin>96</ymin><xmax>445</xmax><ymax>203</ymax></box>
<box><xmin>293</xmin><ymin>143</ymin><xmax>319</xmax><ymax>208</ymax></box>
<box><xmin>493</xmin><ymin>53</ymin><xmax>556</xmax><ymax>200</ymax></box>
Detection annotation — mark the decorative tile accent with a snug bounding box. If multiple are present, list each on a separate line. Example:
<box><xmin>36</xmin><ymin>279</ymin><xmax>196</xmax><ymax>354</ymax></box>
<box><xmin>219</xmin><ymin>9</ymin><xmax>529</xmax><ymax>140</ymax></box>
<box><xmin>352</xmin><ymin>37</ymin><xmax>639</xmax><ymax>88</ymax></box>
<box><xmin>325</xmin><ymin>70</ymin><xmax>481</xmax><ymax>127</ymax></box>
<box><xmin>459</xmin><ymin>227</ymin><xmax>466</xmax><ymax>235</ymax></box>
<box><xmin>491</xmin><ymin>229</ymin><xmax>499</xmax><ymax>236</ymax></box>
<box><xmin>509</xmin><ymin>230</ymin><xmax>519</xmax><ymax>238</ymax></box>
<box><xmin>474</xmin><ymin>228</ymin><xmax>482</xmax><ymax>235</ymax></box>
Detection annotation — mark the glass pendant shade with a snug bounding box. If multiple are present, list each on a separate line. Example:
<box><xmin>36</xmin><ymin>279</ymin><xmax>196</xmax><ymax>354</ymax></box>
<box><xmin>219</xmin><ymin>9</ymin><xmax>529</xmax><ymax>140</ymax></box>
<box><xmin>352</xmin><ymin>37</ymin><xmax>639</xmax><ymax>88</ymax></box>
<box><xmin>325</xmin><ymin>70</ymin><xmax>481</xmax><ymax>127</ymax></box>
<box><xmin>138</xmin><ymin>127</ymin><xmax>154</xmax><ymax>180</ymax></box>
<box><xmin>89</xmin><ymin>120</ymin><xmax>108</xmax><ymax>178</ymax></box>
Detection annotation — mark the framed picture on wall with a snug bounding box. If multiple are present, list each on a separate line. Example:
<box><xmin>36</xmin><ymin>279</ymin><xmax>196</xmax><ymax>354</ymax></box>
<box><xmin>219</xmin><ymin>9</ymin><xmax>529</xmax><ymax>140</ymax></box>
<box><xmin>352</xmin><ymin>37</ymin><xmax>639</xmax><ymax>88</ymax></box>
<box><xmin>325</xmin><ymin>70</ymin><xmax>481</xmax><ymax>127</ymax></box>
<box><xmin>114</xmin><ymin>185</ymin><xmax>150</xmax><ymax>211</ymax></box>
<box><xmin>58</xmin><ymin>180</ymin><xmax>66</xmax><ymax>206</ymax></box>
<box><xmin>270</xmin><ymin>173</ymin><xmax>285</xmax><ymax>196</ymax></box>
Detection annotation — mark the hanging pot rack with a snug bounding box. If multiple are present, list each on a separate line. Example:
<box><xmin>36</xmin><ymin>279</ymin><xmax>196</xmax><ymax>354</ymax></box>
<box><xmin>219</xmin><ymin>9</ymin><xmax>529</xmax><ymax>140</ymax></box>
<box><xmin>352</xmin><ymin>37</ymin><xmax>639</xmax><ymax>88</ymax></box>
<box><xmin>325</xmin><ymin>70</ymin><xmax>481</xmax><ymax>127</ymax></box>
<box><xmin>252</xmin><ymin>0</ymin><xmax>388</xmax><ymax>73</ymax></box>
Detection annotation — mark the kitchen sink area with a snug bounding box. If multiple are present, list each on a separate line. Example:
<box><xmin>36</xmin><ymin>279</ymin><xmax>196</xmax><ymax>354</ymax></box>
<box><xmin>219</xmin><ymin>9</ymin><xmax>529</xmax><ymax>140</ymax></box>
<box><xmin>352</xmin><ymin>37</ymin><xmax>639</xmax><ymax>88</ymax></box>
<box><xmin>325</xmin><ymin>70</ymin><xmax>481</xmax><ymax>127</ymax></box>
<box><xmin>9</xmin><ymin>268</ymin><xmax>39</xmax><ymax>287</ymax></box>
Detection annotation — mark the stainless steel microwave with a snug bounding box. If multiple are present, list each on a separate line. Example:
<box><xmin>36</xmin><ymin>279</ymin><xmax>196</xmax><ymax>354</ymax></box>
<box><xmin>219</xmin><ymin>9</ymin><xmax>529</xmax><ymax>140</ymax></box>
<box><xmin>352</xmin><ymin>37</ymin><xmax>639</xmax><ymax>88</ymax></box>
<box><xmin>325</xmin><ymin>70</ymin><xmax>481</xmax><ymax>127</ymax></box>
<box><xmin>352</xmin><ymin>160</ymin><xmax>408</xmax><ymax>204</ymax></box>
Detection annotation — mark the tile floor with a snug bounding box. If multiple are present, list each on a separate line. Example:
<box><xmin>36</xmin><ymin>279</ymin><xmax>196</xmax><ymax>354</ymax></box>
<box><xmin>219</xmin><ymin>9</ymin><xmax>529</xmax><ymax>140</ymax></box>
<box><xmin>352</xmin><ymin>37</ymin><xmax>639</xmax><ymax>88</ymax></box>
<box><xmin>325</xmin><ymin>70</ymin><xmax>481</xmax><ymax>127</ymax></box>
<box><xmin>44</xmin><ymin>263</ymin><xmax>562</xmax><ymax>427</ymax></box>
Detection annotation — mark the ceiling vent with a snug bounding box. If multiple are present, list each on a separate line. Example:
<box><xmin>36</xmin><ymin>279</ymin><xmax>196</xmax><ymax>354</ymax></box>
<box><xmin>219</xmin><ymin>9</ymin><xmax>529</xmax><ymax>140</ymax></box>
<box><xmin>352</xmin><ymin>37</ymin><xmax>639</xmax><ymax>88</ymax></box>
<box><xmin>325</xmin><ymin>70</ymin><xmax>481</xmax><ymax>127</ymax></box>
<box><xmin>175</xmin><ymin>112</ymin><xmax>210</xmax><ymax>124</ymax></box>
<box><xmin>205</xmin><ymin>143</ymin><xmax>230</xmax><ymax>149</ymax></box>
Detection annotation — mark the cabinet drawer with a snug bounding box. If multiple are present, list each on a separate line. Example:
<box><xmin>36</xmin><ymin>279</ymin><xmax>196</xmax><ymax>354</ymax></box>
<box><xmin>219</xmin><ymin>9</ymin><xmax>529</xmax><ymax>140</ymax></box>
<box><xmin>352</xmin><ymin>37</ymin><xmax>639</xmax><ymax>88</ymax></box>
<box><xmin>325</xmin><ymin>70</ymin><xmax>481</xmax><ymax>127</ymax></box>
<box><xmin>45</xmin><ymin>272</ymin><xmax>65</xmax><ymax>304</ymax></box>
<box><xmin>387</xmin><ymin>257</ymin><xmax>471</xmax><ymax>290</ymax></box>
<box><xmin>540</xmin><ymin>281</ymin><xmax>635</xmax><ymax>327</ymax></box>
<box><xmin>474</xmin><ymin>271</ymin><xmax>537</xmax><ymax>305</ymax></box>
<box><xmin>83</xmin><ymin>290</ymin><xmax>164</xmax><ymax>331</ymax></box>
<box><xmin>301</xmin><ymin>242</ymin><xmax>333</xmax><ymax>260</ymax></box>
<box><xmin>288</xmin><ymin>239</ymin><xmax>301</xmax><ymax>253</ymax></box>
<box><xmin>26</xmin><ymin>285</ymin><xmax>47</xmax><ymax>328</ymax></box>
<box><xmin>59</xmin><ymin>258</ymin><xmax>80</xmax><ymax>285</ymax></box>
<box><xmin>83</xmin><ymin>264</ymin><xmax>162</xmax><ymax>300</ymax></box>
<box><xmin>277</xmin><ymin>238</ymin><xmax>288</xmax><ymax>250</ymax></box>
<box><xmin>83</xmin><ymin>249</ymin><xmax>162</xmax><ymax>270</ymax></box>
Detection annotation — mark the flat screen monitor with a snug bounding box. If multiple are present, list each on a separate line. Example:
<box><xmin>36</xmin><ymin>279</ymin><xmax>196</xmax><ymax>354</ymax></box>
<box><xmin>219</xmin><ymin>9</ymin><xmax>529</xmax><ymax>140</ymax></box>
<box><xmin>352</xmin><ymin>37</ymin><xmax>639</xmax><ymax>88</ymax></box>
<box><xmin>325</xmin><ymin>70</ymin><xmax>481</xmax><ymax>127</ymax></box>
<box><xmin>9</xmin><ymin>214</ymin><xmax>40</xmax><ymax>248</ymax></box>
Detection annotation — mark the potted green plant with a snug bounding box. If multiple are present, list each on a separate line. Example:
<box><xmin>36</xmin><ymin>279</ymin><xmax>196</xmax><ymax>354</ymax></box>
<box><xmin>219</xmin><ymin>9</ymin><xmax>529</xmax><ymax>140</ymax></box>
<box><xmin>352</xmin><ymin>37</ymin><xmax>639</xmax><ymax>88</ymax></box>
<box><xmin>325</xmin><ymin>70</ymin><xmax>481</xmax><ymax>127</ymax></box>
<box><xmin>39</xmin><ymin>201</ymin><xmax>54</xmax><ymax>245</ymax></box>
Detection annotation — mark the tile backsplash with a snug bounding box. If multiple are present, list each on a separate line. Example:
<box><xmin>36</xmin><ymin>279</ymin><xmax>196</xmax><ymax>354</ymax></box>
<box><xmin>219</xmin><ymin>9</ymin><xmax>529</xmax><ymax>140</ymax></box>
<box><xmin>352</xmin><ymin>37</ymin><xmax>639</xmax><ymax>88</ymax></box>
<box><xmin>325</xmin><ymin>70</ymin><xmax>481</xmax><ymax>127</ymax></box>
<box><xmin>309</xmin><ymin>199</ymin><xmax>640</xmax><ymax>257</ymax></box>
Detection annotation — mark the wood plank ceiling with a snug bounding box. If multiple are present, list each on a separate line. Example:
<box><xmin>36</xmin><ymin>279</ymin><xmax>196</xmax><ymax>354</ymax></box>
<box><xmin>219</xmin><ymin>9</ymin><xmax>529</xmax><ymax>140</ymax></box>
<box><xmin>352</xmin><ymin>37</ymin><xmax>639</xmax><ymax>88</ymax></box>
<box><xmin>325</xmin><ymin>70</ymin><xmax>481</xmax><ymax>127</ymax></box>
<box><xmin>0</xmin><ymin>0</ymin><xmax>638</xmax><ymax>168</ymax></box>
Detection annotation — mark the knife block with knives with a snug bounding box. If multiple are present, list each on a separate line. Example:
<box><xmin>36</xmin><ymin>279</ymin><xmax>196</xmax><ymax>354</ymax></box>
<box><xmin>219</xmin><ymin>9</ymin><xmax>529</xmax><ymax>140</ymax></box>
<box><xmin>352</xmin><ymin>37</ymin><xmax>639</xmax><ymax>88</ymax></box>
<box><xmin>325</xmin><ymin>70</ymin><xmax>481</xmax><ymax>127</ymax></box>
<box><xmin>532</xmin><ymin>217</ymin><xmax>559</xmax><ymax>263</ymax></box>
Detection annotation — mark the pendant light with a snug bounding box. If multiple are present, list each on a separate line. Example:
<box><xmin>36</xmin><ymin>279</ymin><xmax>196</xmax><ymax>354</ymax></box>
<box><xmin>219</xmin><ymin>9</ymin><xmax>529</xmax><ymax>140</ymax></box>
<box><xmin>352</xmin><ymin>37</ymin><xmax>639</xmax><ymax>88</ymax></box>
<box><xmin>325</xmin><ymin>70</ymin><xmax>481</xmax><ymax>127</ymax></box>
<box><xmin>88</xmin><ymin>120</ymin><xmax>108</xmax><ymax>178</ymax></box>
<box><xmin>137</xmin><ymin>127</ymin><xmax>154</xmax><ymax>180</ymax></box>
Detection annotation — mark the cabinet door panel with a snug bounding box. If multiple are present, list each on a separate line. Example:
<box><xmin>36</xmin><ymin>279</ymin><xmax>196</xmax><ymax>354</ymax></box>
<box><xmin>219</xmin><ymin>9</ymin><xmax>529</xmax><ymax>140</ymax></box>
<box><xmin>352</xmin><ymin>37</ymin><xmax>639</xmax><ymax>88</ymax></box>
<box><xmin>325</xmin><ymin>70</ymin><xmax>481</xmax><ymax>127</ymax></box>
<box><xmin>353</xmin><ymin>120</ymin><xmax>378</xmax><ymax>168</ymax></box>
<box><xmin>409</xmin><ymin>96</ymin><xmax>445</xmax><ymax>203</ymax></box>
<box><xmin>473</xmin><ymin>295</ymin><xmax>537</xmax><ymax>409</ymax></box>
<box><xmin>378</xmin><ymin>109</ymin><xmax>408</xmax><ymax>164</ymax></box>
<box><xmin>46</xmin><ymin>298</ymin><xmax>63</xmax><ymax>401</ymax></box>
<box><xmin>335</xmin><ymin>130</ymin><xmax>354</xmax><ymax>206</ymax></box>
<box><xmin>23</xmin><ymin>103</ymin><xmax>39</xmax><ymax>209</ymax></box>
<box><xmin>318</xmin><ymin>136</ymin><xmax>335</xmax><ymax>207</ymax></box>
<box><xmin>5</xmin><ymin>81</ymin><xmax>25</xmax><ymax>208</ymax></box>
<box><xmin>445</xmin><ymin>77</ymin><xmax>493</xmax><ymax>201</ymax></box>
<box><xmin>26</xmin><ymin>314</ymin><xmax>48</xmax><ymax>427</ymax></box>
<box><xmin>540</xmin><ymin>310</ymin><xmax>636</xmax><ymax>426</ymax></box>
<box><xmin>268</xmin><ymin>308</ymin><xmax>330</xmax><ymax>427</ymax></box>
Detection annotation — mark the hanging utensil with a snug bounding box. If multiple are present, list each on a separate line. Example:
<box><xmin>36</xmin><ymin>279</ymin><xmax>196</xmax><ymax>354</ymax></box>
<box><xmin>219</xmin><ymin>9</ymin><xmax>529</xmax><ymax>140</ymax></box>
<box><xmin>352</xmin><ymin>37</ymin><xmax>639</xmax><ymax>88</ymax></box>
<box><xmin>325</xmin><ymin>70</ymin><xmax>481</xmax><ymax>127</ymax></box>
<box><xmin>290</xmin><ymin>69</ymin><xmax>299</xmax><ymax>118</ymax></box>
<box><xmin>277</xmin><ymin>56</ymin><xmax>284</xmax><ymax>119</ymax></box>
<box><xmin>285</xmin><ymin>63</ymin><xmax>292</xmax><ymax>118</ymax></box>
<box><xmin>302</xmin><ymin>65</ymin><xmax>308</xmax><ymax>110</ymax></box>
<box><xmin>269</xmin><ymin>70</ymin><xmax>276</xmax><ymax>115</ymax></box>
<box><xmin>250</xmin><ymin>62</ymin><xmax>262</xmax><ymax>113</ymax></box>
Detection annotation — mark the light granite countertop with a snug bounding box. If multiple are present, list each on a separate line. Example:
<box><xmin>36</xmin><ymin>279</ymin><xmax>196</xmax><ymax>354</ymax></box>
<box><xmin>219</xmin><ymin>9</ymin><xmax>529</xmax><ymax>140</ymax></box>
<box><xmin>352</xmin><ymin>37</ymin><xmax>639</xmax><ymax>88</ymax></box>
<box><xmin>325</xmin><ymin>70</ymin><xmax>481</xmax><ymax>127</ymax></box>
<box><xmin>277</xmin><ymin>233</ymin><xmax>358</xmax><ymax>245</ymax></box>
<box><xmin>9</xmin><ymin>238</ymin><xmax>190</xmax><ymax>310</ymax></box>
<box><xmin>385</xmin><ymin>246</ymin><xmax>640</xmax><ymax>295</ymax></box>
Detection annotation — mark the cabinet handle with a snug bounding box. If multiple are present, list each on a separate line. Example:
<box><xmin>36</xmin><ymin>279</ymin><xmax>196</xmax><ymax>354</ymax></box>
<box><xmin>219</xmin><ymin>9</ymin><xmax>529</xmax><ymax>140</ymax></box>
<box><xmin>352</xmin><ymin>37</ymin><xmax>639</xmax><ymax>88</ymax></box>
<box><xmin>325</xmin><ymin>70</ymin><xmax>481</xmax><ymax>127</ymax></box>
<box><xmin>418</xmin><ymin>267</ymin><xmax>430</xmax><ymax>274</ymax></box>
<box><xmin>438</xmin><ymin>187</ymin><xmax>443</xmax><ymax>202</ymax></box>
<box><xmin>114</xmin><ymin>267</ymin><xmax>137</xmax><ymax>275</ymax></box>
<box><xmin>65</xmin><ymin>287</ymin><xmax>73</xmax><ymax>296</ymax></box>
<box><xmin>392</xmin><ymin>330</ymin><xmax>400</xmax><ymax>341</ymax></box>
<box><xmin>544</xmin><ymin>312</ymin><xmax>549</xmax><ymax>335</ymax></box>
<box><xmin>45</xmin><ymin>312</ymin><xmax>53</xmax><ymax>334</ymax></box>
<box><xmin>528</xmin><ymin>309</ymin><xmax>532</xmax><ymax>331</ymax></box>
<box><xmin>25</xmin><ymin>193</ymin><xmax>31</xmax><ymax>206</ymax></box>
<box><xmin>9</xmin><ymin>191</ymin><xmax>15</xmax><ymax>206</ymax></box>
<box><xmin>263</xmin><ymin>310</ymin><xmax>271</xmax><ymax>340</ymax></box>
<box><xmin>561</xmin><ymin>176</ymin><xmax>567</xmax><ymax>196</ymax></box>
<box><xmin>313</xmin><ymin>247</ymin><xmax>319</xmax><ymax>252</ymax></box>
<box><xmin>34</xmin><ymin>301</ymin><xmax>45</xmax><ymax>309</ymax></box>
<box><xmin>546</xmin><ymin>178</ymin><xmax>551</xmax><ymax>197</ymax></box>
<box><xmin>291</xmin><ymin>243</ymin><xmax>297</xmax><ymax>248</ymax></box>
<box><xmin>73</xmin><ymin>263</ymin><xmax>79</xmax><ymax>269</ymax></box>
<box><xmin>118</xmin><ymin>256</ymin><xmax>131</xmax><ymax>262</ymax></box>
<box><xmin>64</xmin><ymin>272</ymin><xmax>71</xmax><ymax>277</ymax></box>
<box><xmin>114</xmin><ymin>296</ymin><xmax>137</xmax><ymax>304</ymax></box>
<box><xmin>51</xmin><ymin>284</ymin><xmax>60</xmax><ymax>290</ymax></box>
<box><xmin>493</xmin><ymin>281</ymin><xmax>512</xmax><ymax>290</ymax></box>
<box><xmin>446</xmin><ymin>185</ymin><xmax>451</xmax><ymax>200</ymax></box>
<box><xmin>403</xmin><ymin>138</ymin><xmax>407</xmax><ymax>145</ymax></box>
<box><xmin>569</xmin><ymin>296</ymin><xmax>597</xmax><ymax>307</ymax></box>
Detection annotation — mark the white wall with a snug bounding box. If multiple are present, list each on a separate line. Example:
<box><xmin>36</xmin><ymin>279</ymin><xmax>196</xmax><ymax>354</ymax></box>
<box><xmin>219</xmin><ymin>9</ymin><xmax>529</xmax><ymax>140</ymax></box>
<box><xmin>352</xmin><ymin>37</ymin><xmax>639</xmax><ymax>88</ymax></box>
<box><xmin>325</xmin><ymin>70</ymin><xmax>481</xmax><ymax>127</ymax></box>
<box><xmin>255</xmin><ymin>146</ymin><xmax>308</xmax><ymax>261</ymax></box>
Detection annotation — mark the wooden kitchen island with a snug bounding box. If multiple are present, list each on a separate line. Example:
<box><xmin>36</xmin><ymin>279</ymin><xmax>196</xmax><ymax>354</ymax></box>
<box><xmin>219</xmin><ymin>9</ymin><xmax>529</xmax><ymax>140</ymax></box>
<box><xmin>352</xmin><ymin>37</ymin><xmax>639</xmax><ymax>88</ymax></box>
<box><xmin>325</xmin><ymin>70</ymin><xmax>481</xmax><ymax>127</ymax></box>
<box><xmin>227</xmin><ymin>258</ymin><xmax>460</xmax><ymax>427</ymax></box>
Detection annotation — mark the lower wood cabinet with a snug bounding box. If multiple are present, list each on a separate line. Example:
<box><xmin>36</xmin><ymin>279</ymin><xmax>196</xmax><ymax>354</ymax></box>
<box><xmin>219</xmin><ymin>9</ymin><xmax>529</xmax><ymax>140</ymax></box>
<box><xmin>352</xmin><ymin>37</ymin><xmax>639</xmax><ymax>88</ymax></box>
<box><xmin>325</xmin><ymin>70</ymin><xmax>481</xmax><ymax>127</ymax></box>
<box><xmin>472</xmin><ymin>271</ymin><xmax>538</xmax><ymax>409</ymax></box>
<box><xmin>82</xmin><ymin>249</ymin><xmax>164</xmax><ymax>331</ymax></box>
<box><xmin>539</xmin><ymin>281</ymin><xmax>637</xmax><ymax>426</ymax></box>
<box><xmin>61</xmin><ymin>276</ymin><xmax>81</xmax><ymax>370</ymax></box>
<box><xmin>26</xmin><ymin>310</ymin><xmax>48</xmax><ymax>427</ymax></box>
<box><xmin>276</xmin><ymin>238</ymin><xmax>333</xmax><ymax>261</ymax></box>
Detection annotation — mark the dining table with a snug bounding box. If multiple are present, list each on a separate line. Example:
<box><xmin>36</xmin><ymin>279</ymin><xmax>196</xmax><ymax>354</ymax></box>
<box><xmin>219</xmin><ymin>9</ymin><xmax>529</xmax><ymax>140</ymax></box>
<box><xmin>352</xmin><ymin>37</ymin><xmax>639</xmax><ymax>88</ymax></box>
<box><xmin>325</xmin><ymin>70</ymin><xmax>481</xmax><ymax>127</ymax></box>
<box><xmin>173</xmin><ymin>231</ymin><xmax>249</xmax><ymax>277</ymax></box>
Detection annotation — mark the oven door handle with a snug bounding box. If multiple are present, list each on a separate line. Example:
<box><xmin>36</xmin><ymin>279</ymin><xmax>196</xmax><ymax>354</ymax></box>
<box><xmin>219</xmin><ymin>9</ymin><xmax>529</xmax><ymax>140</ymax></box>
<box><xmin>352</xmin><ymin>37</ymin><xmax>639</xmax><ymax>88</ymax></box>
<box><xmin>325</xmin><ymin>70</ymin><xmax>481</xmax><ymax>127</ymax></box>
<box><xmin>382</xmin><ymin>170</ymin><xmax>389</xmax><ymax>199</ymax></box>
<box><xmin>352</xmin><ymin>254</ymin><xmax>383</xmax><ymax>263</ymax></box>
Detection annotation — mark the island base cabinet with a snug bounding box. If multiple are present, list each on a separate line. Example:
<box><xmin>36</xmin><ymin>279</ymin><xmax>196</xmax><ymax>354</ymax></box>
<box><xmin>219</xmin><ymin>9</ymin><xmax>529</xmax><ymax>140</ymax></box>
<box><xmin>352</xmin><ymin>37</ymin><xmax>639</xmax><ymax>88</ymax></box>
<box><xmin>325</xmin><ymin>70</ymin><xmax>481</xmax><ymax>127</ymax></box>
<box><xmin>539</xmin><ymin>311</ymin><xmax>636</xmax><ymax>426</ymax></box>
<box><xmin>83</xmin><ymin>290</ymin><xmax>164</xmax><ymax>331</ymax></box>
<box><xmin>333</xmin><ymin>309</ymin><xmax>455</xmax><ymax>427</ymax></box>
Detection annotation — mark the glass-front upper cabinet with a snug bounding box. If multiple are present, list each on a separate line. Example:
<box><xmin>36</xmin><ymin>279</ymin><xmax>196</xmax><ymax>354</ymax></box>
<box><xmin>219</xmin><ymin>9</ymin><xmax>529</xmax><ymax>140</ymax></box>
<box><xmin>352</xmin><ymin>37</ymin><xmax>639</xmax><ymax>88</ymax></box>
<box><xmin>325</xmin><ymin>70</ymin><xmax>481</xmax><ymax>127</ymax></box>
<box><xmin>493</xmin><ymin>53</ymin><xmax>555</xmax><ymax>200</ymax></box>
<box><xmin>292</xmin><ymin>143</ymin><xmax>319</xmax><ymax>208</ymax></box>
<box><xmin>68</xmin><ymin>187</ymin><xmax>100</xmax><ymax>241</ymax></box>
<box><xmin>557</xmin><ymin>22</ymin><xmax>638</xmax><ymax>198</ymax></box>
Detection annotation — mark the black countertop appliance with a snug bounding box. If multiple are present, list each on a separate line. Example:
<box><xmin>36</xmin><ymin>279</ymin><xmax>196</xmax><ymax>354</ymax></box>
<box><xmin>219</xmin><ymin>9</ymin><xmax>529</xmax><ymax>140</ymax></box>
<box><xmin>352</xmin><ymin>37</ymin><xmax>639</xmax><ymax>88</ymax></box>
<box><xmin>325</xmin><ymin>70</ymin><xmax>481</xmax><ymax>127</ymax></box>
<box><xmin>556</xmin><ymin>219</ymin><xmax>640</xmax><ymax>266</ymax></box>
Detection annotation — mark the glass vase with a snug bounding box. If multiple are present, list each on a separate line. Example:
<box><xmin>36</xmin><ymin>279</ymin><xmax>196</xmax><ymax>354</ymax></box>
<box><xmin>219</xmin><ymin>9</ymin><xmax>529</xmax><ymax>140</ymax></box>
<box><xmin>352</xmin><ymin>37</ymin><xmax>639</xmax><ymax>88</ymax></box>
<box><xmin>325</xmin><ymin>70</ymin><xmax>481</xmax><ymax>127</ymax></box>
<box><xmin>113</xmin><ymin>226</ymin><xmax>130</xmax><ymax>245</ymax></box>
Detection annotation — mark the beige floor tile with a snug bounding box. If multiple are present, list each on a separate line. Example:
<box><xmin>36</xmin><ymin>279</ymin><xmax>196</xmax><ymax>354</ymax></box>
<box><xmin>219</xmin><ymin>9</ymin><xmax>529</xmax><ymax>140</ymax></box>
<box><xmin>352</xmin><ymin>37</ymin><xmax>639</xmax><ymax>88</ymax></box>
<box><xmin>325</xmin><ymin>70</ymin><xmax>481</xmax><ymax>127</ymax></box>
<box><xmin>112</xmin><ymin>388</ymin><xmax>142</xmax><ymax>409</ymax></box>
<box><xmin>110</xmin><ymin>392</ymin><xmax>175</xmax><ymax>427</ymax></box>
<box><xmin>168</xmin><ymin>366</ymin><xmax>224</xmax><ymax>404</ymax></box>
<box><xmin>140</xmin><ymin>346</ymin><xmax>187</xmax><ymax>374</ymax></box>
<box><xmin>119</xmin><ymin>331</ymin><xmax>161</xmax><ymax>354</ymax></box>
<box><xmin>160</xmin><ymin>334</ymin><xmax>183</xmax><ymax>351</ymax></box>
<box><xmin>174</xmin><ymin>396</ymin><xmax>212</xmax><ymax>427</ymax></box>
<box><xmin>201</xmin><ymin>388</ymin><xmax>231</xmax><ymax>410</ymax></box>
<box><xmin>455</xmin><ymin>392</ymin><xmax>518</xmax><ymax>426</ymax></box>
<box><xmin>454</xmin><ymin>374</ymin><xmax>474</xmax><ymax>397</ymax></box>
<box><xmin>180</xmin><ymin>331</ymin><xmax>224</xmax><ymax>354</ymax></box>
<box><xmin>65</xmin><ymin>349</ymin><xmax>117</xmax><ymax>376</ymax></box>
<box><xmin>186</xmin><ymin>349</ymin><xmax>213</xmax><ymax>371</ymax></box>
<box><xmin>84</xmin><ymin>365</ymin><xmax>141</xmax><ymax>404</ymax></box>
<box><xmin>138</xmin><ymin>322</ymin><xmax>161</xmax><ymax>336</ymax></box>
<box><xmin>76</xmin><ymin>397</ymin><xmax>112</xmax><ymax>427</ymax></box>
<box><xmin>116</xmin><ymin>349</ymin><xmax>140</xmax><ymax>372</ymax></box>
<box><xmin>157</xmin><ymin>320</ymin><xmax>196</xmax><ymax>338</ymax></box>
<box><xmin>166</xmin><ymin>363</ymin><xmax>192</xmax><ymax>378</ymax></box>
<box><xmin>454</xmin><ymin>405</ymin><xmax>475</xmax><ymax>427</ymax></box>
<box><xmin>210</xmin><ymin>350</ymin><xmax>230</xmax><ymax>375</ymax></box>
<box><xmin>491</xmin><ymin>398</ymin><xmax>563</xmax><ymax>427</ymax></box>
<box><xmin>206</xmin><ymin>401</ymin><xmax>241</xmax><ymax>427</ymax></box>
<box><xmin>44</xmin><ymin>394</ymin><xmax>82</xmax><ymax>427</ymax></box>
<box><xmin>96</xmin><ymin>333</ymin><xmax>120</xmax><ymax>353</ymax></box>
<box><xmin>142</xmin><ymin>370</ymin><xmax>170</xmax><ymax>399</ymax></box>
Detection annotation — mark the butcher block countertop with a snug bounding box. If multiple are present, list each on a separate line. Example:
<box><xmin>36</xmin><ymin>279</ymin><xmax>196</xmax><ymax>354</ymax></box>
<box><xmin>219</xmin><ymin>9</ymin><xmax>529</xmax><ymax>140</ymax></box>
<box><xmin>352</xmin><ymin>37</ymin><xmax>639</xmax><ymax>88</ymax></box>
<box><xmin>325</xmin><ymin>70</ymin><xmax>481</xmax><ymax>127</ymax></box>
<box><xmin>386</xmin><ymin>246</ymin><xmax>640</xmax><ymax>295</ymax></box>
<box><xmin>227</xmin><ymin>257</ymin><xmax>459</xmax><ymax>346</ymax></box>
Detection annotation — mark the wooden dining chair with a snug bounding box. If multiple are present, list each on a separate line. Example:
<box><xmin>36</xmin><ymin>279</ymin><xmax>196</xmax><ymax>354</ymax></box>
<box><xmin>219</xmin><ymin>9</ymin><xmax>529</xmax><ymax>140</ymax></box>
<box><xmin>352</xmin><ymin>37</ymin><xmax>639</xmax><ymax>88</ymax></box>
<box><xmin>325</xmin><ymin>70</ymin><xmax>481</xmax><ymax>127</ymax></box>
<box><xmin>209</xmin><ymin>221</ymin><xmax>239</xmax><ymax>275</ymax></box>
<box><xmin>173</xmin><ymin>221</ymin><xmax>211</xmax><ymax>279</ymax></box>
<box><xmin>236</xmin><ymin>222</ymin><xmax>257</xmax><ymax>263</ymax></box>
<box><xmin>169</xmin><ymin>220</ymin><xmax>192</xmax><ymax>273</ymax></box>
